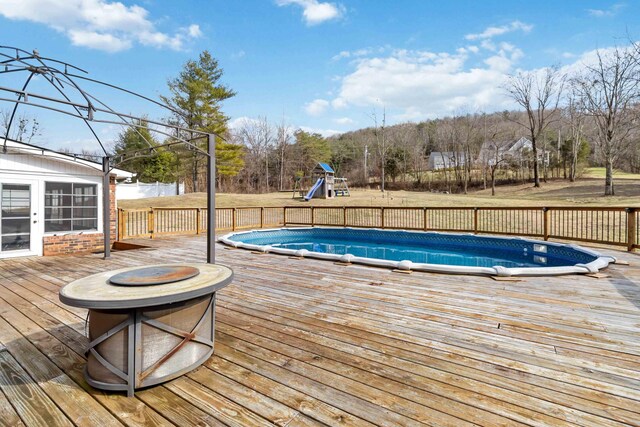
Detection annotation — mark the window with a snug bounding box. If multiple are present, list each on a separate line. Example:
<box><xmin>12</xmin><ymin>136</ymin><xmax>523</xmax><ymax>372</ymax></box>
<box><xmin>45</xmin><ymin>182</ymin><xmax>98</xmax><ymax>232</ymax></box>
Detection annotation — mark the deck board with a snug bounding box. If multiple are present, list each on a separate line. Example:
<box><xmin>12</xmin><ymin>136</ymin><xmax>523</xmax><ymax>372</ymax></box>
<box><xmin>0</xmin><ymin>234</ymin><xmax>639</xmax><ymax>426</ymax></box>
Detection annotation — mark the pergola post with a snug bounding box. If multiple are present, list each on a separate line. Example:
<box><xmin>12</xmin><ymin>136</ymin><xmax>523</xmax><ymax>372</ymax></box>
<box><xmin>207</xmin><ymin>134</ymin><xmax>216</xmax><ymax>264</ymax></box>
<box><xmin>102</xmin><ymin>156</ymin><xmax>111</xmax><ymax>259</ymax></box>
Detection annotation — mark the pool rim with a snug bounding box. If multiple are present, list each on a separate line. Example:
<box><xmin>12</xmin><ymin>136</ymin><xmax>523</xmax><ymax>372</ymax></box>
<box><xmin>219</xmin><ymin>226</ymin><xmax>616</xmax><ymax>277</ymax></box>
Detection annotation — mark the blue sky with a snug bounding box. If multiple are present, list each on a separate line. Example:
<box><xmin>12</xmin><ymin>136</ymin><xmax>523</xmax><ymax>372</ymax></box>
<box><xmin>0</xmin><ymin>0</ymin><xmax>638</xmax><ymax>151</ymax></box>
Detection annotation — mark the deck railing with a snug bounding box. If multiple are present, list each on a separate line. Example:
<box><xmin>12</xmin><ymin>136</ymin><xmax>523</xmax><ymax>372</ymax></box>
<box><xmin>117</xmin><ymin>206</ymin><xmax>640</xmax><ymax>251</ymax></box>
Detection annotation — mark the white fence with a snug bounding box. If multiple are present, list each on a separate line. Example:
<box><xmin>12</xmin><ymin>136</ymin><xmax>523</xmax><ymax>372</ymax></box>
<box><xmin>116</xmin><ymin>181</ymin><xmax>184</xmax><ymax>200</ymax></box>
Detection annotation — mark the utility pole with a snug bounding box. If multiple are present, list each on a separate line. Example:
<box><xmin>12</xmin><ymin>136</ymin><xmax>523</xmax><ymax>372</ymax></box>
<box><xmin>381</xmin><ymin>108</ymin><xmax>386</xmax><ymax>192</ymax></box>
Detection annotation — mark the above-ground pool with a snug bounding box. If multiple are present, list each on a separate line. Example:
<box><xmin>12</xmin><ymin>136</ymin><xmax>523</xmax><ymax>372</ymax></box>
<box><xmin>220</xmin><ymin>227</ymin><xmax>616</xmax><ymax>276</ymax></box>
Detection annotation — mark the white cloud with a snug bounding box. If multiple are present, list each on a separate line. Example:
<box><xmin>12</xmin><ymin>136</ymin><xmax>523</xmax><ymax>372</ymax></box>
<box><xmin>0</xmin><ymin>0</ymin><xmax>201</xmax><ymax>52</ymax></box>
<box><xmin>465</xmin><ymin>20</ymin><xmax>533</xmax><ymax>41</ymax></box>
<box><xmin>187</xmin><ymin>24</ymin><xmax>202</xmax><ymax>38</ymax></box>
<box><xmin>331</xmin><ymin>47</ymin><xmax>387</xmax><ymax>61</ymax></box>
<box><xmin>480</xmin><ymin>39</ymin><xmax>497</xmax><ymax>51</ymax></box>
<box><xmin>276</xmin><ymin>0</ymin><xmax>344</xmax><ymax>25</ymax></box>
<box><xmin>557</xmin><ymin>45</ymin><xmax>629</xmax><ymax>77</ymax></box>
<box><xmin>334</xmin><ymin>117</ymin><xmax>354</xmax><ymax>125</ymax></box>
<box><xmin>330</xmin><ymin>45</ymin><xmax>525</xmax><ymax>120</ymax></box>
<box><xmin>228</xmin><ymin>116</ymin><xmax>261</xmax><ymax>131</ymax></box>
<box><xmin>483</xmin><ymin>55</ymin><xmax>512</xmax><ymax>73</ymax></box>
<box><xmin>232</xmin><ymin>50</ymin><xmax>246</xmax><ymax>59</ymax></box>
<box><xmin>304</xmin><ymin>98</ymin><xmax>330</xmax><ymax>116</ymax></box>
<box><xmin>588</xmin><ymin>3</ymin><xmax>624</xmax><ymax>17</ymax></box>
<box><xmin>332</xmin><ymin>51</ymin><xmax>351</xmax><ymax>61</ymax></box>
<box><xmin>68</xmin><ymin>29</ymin><xmax>132</xmax><ymax>52</ymax></box>
<box><xmin>299</xmin><ymin>126</ymin><xmax>341</xmax><ymax>137</ymax></box>
<box><xmin>331</xmin><ymin>97</ymin><xmax>348</xmax><ymax>109</ymax></box>
<box><xmin>325</xmin><ymin>43</ymin><xmax>631</xmax><ymax>124</ymax></box>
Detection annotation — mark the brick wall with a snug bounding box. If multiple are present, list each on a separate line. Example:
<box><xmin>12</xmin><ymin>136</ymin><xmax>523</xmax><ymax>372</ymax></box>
<box><xmin>43</xmin><ymin>232</ymin><xmax>104</xmax><ymax>256</ymax></box>
<box><xmin>43</xmin><ymin>176</ymin><xmax>117</xmax><ymax>256</ymax></box>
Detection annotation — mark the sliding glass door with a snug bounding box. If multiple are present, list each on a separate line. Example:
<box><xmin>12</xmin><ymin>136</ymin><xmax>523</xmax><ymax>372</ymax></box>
<box><xmin>1</xmin><ymin>183</ymin><xmax>32</xmax><ymax>254</ymax></box>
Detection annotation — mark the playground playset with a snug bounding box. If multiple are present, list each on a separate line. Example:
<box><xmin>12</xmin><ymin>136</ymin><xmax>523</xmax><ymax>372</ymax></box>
<box><xmin>292</xmin><ymin>162</ymin><xmax>350</xmax><ymax>200</ymax></box>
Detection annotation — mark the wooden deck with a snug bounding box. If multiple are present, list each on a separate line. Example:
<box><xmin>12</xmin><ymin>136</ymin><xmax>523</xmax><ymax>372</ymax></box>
<box><xmin>0</xmin><ymin>235</ymin><xmax>639</xmax><ymax>426</ymax></box>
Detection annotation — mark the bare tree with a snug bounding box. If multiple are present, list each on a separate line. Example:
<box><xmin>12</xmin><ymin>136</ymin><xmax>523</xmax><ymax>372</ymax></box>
<box><xmin>370</xmin><ymin>107</ymin><xmax>388</xmax><ymax>192</ymax></box>
<box><xmin>387</xmin><ymin>123</ymin><xmax>416</xmax><ymax>183</ymax></box>
<box><xmin>58</xmin><ymin>147</ymin><xmax>102</xmax><ymax>161</ymax></box>
<box><xmin>563</xmin><ymin>89</ymin><xmax>586</xmax><ymax>182</ymax></box>
<box><xmin>486</xmin><ymin>141</ymin><xmax>511</xmax><ymax>196</ymax></box>
<box><xmin>257</xmin><ymin>118</ymin><xmax>273</xmax><ymax>192</ymax></box>
<box><xmin>573</xmin><ymin>46</ymin><xmax>640</xmax><ymax>195</ymax></box>
<box><xmin>477</xmin><ymin>117</ymin><xmax>508</xmax><ymax>196</ymax></box>
<box><xmin>505</xmin><ymin>66</ymin><xmax>564</xmax><ymax>187</ymax></box>
<box><xmin>234</xmin><ymin>117</ymin><xmax>273</xmax><ymax>192</ymax></box>
<box><xmin>275</xmin><ymin>118</ymin><xmax>292</xmax><ymax>191</ymax></box>
<box><xmin>457</xmin><ymin>113</ymin><xmax>482</xmax><ymax>194</ymax></box>
<box><xmin>1</xmin><ymin>110</ymin><xmax>41</xmax><ymax>143</ymax></box>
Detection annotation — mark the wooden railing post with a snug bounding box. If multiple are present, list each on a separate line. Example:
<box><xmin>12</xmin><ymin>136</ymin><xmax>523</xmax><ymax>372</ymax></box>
<box><xmin>343</xmin><ymin>206</ymin><xmax>347</xmax><ymax>226</ymax></box>
<box><xmin>260</xmin><ymin>207</ymin><xmax>264</xmax><ymax>228</ymax></box>
<box><xmin>117</xmin><ymin>208</ymin><xmax>124</xmax><ymax>241</ymax></box>
<box><xmin>543</xmin><ymin>207</ymin><xmax>549</xmax><ymax>241</ymax></box>
<box><xmin>627</xmin><ymin>208</ymin><xmax>636</xmax><ymax>251</ymax></box>
<box><xmin>196</xmin><ymin>208</ymin><xmax>202</xmax><ymax>235</ymax></box>
<box><xmin>283</xmin><ymin>207</ymin><xmax>288</xmax><ymax>226</ymax></box>
<box><xmin>423</xmin><ymin>207</ymin><xmax>428</xmax><ymax>231</ymax></box>
<box><xmin>148</xmin><ymin>208</ymin><xmax>154</xmax><ymax>239</ymax></box>
<box><xmin>473</xmin><ymin>207</ymin><xmax>479</xmax><ymax>234</ymax></box>
<box><xmin>311</xmin><ymin>206</ymin><xmax>315</xmax><ymax>226</ymax></box>
<box><xmin>381</xmin><ymin>207</ymin><xmax>385</xmax><ymax>229</ymax></box>
<box><xmin>232</xmin><ymin>208</ymin><xmax>236</xmax><ymax>231</ymax></box>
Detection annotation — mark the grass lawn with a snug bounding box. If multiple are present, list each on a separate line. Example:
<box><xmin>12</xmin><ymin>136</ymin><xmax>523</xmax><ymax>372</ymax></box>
<box><xmin>582</xmin><ymin>167</ymin><xmax>640</xmax><ymax>180</ymax></box>
<box><xmin>118</xmin><ymin>176</ymin><xmax>640</xmax><ymax>210</ymax></box>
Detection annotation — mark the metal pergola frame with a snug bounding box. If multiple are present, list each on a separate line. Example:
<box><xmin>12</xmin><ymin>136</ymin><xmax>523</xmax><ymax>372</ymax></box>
<box><xmin>0</xmin><ymin>46</ymin><xmax>218</xmax><ymax>263</ymax></box>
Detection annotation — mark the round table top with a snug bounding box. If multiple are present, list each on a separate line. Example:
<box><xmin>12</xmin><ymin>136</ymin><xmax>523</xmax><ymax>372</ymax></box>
<box><xmin>59</xmin><ymin>263</ymin><xmax>233</xmax><ymax>309</ymax></box>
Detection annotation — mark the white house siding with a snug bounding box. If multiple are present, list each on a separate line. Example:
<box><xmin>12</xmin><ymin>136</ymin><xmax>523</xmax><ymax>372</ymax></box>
<box><xmin>427</xmin><ymin>152</ymin><xmax>467</xmax><ymax>170</ymax></box>
<box><xmin>0</xmin><ymin>151</ymin><xmax>105</xmax><ymax>258</ymax></box>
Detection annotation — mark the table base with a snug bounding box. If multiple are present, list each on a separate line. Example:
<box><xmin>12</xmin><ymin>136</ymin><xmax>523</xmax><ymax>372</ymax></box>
<box><xmin>85</xmin><ymin>293</ymin><xmax>216</xmax><ymax>397</ymax></box>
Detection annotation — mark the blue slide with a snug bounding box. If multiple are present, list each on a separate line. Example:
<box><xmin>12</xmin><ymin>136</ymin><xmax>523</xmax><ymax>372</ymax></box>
<box><xmin>304</xmin><ymin>178</ymin><xmax>324</xmax><ymax>201</ymax></box>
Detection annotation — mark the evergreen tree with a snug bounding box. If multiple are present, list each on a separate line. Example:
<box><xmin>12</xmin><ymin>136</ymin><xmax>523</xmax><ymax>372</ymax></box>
<box><xmin>216</xmin><ymin>140</ymin><xmax>245</xmax><ymax>191</ymax></box>
<box><xmin>293</xmin><ymin>130</ymin><xmax>331</xmax><ymax>174</ymax></box>
<box><xmin>113</xmin><ymin>119</ymin><xmax>176</xmax><ymax>183</ymax></box>
<box><xmin>161</xmin><ymin>51</ymin><xmax>243</xmax><ymax>191</ymax></box>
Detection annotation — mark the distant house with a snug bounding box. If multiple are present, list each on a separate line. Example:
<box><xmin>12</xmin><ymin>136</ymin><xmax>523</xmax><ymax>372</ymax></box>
<box><xmin>427</xmin><ymin>152</ymin><xmax>467</xmax><ymax>170</ymax></box>
<box><xmin>478</xmin><ymin>137</ymin><xmax>549</xmax><ymax>167</ymax></box>
<box><xmin>0</xmin><ymin>139</ymin><xmax>133</xmax><ymax>258</ymax></box>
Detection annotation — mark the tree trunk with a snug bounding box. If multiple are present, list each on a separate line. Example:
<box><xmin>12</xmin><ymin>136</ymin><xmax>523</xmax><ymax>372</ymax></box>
<box><xmin>193</xmin><ymin>155</ymin><xmax>199</xmax><ymax>193</ymax></box>
<box><xmin>279</xmin><ymin>146</ymin><xmax>285</xmax><ymax>191</ymax></box>
<box><xmin>265</xmin><ymin>155</ymin><xmax>269</xmax><ymax>193</ymax></box>
<box><xmin>482</xmin><ymin>165</ymin><xmax>487</xmax><ymax>190</ymax></box>
<box><xmin>604</xmin><ymin>158</ymin><xmax>615</xmax><ymax>196</ymax></box>
<box><xmin>542</xmin><ymin>139</ymin><xmax>548</xmax><ymax>183</ymax></box>
<box><xmin>531</xmin><ymin>136</ymin><xmax>540</xmax><ymax>187</ymax></box>
<box><xmin>569</xmin><ymin>149</ymin><xmax>577</xmax><ymax>182</ymax></box>
<box><xmin>462</xmin><ymin>162</ymin><xmax>468</xmax><ymax>194</ymax></box>
<box><xmin>491</xmin><ymin>167</ymin><xmax>496</xmax><ymax>196</ymax></box>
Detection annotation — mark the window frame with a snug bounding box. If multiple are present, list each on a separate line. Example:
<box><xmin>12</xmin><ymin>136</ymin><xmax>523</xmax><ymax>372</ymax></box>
<box><xmin>44</xmin><ymin>181</ymin><xmax>99</xmax><ymax>233</ymax></box>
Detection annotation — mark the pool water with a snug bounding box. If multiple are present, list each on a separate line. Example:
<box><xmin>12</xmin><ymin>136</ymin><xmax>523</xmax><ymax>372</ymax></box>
<box><xmin>220</xmin><ymin>227</ymin><xmax>613</xmax><ymax>276</ymax></box>
<box><xmin>273</xmin><ymin>239</ymin><xmax>570</xmax><ymax>268</ymax></box>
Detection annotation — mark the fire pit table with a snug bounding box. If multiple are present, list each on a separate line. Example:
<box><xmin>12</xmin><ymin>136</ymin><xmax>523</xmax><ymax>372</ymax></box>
<box><xmin>59</xmin><ymin>263</ymin><xmax>233</xmax><ymax>397</ymax></box>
